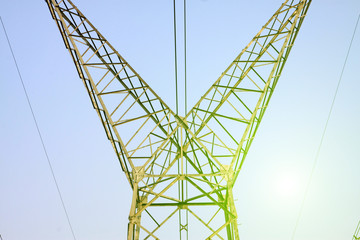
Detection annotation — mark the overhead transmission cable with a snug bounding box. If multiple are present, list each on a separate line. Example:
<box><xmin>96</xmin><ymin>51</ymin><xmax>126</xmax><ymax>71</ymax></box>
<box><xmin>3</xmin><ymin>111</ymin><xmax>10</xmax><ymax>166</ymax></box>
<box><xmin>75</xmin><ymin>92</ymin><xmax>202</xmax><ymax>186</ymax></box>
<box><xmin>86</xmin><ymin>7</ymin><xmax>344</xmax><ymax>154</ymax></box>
<box><xmin>172</xmin><ymin>1</ymin><xmax>182</xmax><ymax>239</ymax></box>
<box><xmin>291</xmin><ymin>13</ymin><xmax>360</xmax><ymax>240</ymax></box>
<box><xmin>173</xmin><ymin>0</ymin><xmax>188</xmax><ymax>116</ymax></box>
<box><xmin>173</xmin><ymin>1</ymin><xmax>189</xmax><ymax>238</ymax></box>
<box><xmin>184</xmin><ymin>0</ymin><xmax>187</xmax><ymax>114</ymax></box>
<box><xmin>0</xmin><ymin>16</ymin><xmax>77</xmax><ymax>240</ymax></box>
<box><xmin>183</xmin><ymin>2</ymin><xmax>189</xmax><ymax>240</ymax></box>
<box><xmin>173</xmin><ymin>0</ymin><xmax>179</xmax><ymax>115</ymax></box>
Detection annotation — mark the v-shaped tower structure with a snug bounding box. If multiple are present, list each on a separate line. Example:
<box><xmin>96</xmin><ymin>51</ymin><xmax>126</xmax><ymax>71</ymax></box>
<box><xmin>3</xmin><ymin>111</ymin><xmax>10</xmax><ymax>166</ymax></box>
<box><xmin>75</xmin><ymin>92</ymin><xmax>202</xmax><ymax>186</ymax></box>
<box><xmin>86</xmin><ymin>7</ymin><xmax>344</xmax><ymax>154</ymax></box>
<box><xmin>46</xmin><ymin>0</ymin><xmax>311</xmax><ymax>239</ymax></box>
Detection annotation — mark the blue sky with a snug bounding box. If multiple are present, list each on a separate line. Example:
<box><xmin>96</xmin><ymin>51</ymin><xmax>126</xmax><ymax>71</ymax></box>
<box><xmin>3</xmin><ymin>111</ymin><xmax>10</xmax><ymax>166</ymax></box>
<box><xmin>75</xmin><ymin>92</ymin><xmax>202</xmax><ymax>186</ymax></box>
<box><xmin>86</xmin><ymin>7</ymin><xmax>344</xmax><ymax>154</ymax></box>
<box><xmin>1</xmin><ymin>0</ymin><xmax>360</xmax><ymax>239</ymax></box>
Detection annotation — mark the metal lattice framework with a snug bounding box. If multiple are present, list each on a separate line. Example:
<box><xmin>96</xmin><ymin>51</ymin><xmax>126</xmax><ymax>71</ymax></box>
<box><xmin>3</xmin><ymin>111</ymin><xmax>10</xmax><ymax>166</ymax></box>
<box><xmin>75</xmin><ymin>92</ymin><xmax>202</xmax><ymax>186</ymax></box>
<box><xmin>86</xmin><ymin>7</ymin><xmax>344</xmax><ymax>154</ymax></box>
<box><xmin>46</xmin><ymin>0</ymin><xmax>311</xmax><ymax>239</ymax></box>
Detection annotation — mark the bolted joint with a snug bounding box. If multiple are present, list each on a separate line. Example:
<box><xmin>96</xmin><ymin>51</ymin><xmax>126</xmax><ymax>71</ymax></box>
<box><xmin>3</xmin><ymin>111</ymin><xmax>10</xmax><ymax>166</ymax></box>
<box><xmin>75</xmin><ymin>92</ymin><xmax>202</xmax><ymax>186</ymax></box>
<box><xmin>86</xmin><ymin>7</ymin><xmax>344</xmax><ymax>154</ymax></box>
<box><xmin>128</xmin><ymin>215</ymin><xmax>141</xmax><ymax>225</ymax></box>
<box><xmin>132</xmin><ymin>166</ymin><xmax>145</xmax><ymax>183</ymax></box>
<box><xmin>220</xmin><ymin>165</ymin><xmax>234</xmax><ymax>183</ymax></box>
<box><xmin>139</xmin><ymin>196</ymin><xmax>148</xmax><ymax>207</ymax></box>
<box><xmin>175</xmin><ymin>115</ymin><xmax>189</xmax><ymax>130</ymax></box>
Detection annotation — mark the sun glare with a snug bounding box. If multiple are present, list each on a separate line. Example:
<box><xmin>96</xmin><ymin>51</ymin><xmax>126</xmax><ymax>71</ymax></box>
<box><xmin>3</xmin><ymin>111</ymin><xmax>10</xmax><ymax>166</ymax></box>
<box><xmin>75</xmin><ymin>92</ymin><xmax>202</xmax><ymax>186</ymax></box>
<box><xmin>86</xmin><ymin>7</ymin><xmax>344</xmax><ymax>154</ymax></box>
<box><xmin>275</xmin><ymin>173</ymin><xmax>300</xmax><ymax>198</ymax></box>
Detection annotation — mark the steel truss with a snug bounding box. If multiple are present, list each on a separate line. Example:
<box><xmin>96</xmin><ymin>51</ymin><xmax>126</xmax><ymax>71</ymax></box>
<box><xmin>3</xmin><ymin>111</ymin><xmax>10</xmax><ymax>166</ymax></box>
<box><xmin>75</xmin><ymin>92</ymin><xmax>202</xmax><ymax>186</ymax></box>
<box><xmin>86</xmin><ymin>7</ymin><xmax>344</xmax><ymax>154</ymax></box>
<box><xmin>46</xmin><ymin>0</ymin><xmax>311</xmax><ymax>239</ymax></box>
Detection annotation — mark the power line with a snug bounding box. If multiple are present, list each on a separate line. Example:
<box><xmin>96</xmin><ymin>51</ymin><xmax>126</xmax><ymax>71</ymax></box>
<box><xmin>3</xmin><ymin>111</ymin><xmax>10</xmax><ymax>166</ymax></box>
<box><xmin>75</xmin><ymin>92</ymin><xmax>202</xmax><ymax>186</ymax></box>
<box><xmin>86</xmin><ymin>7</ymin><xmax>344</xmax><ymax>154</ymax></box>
<box><xmin>291</xmin><ymin>13</ymin><xmax>360</xmax><ymax>240</ymax></box>
<box><xmin>173</xmin><ymin>0</ymin><xmax>179</xmax><ymax>115</ymax></box>
<box><xmin>183</xmin><ymin>2</ymin><xmax>189</xmax><ymax>239</ymax></box>
<box><xmin>0</xmin><ymin>16</ymin><xmax>77</xmax><ymax>240</ymax></box>
<box><xmin>184</xmin><ymin>0</ymin><xmax>187</xmax><ymax>114</ymax></box>
<box><xmin>173</xmin><ymin>2</ymin><xmax>182</xmax><ymax>238</ymax></box>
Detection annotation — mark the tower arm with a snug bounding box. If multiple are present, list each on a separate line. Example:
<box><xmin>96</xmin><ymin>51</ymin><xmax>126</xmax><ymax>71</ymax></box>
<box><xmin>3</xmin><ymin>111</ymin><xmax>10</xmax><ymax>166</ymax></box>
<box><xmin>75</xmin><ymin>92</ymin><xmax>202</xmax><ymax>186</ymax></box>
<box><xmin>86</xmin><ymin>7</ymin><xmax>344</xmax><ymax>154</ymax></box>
<box><xmin>184</xmin><ymin>0</ymin><xmax>311</xmax><ymax>182</ymax></box>
<box><xmin>46</xmin><ymin>0</ymin><xmax>180</xmax><ymax>187</ymax></box>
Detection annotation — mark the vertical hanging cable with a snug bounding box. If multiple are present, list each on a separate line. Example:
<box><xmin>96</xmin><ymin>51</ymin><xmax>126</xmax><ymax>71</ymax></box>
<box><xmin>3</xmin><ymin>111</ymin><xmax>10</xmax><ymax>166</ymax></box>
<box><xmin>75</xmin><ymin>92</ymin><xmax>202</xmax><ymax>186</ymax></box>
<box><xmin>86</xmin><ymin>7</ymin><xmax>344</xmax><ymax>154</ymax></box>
<box><xmin>184</xmin><ymin>0</ymin><xmax>187</xmax><ymax>114</ymax></box>
<box><xmin>173</xmin><ymin>1</ymin><xmax>182</xmax><ymax>239</ymax></box>
<box><xmin>183</xmin><ymin>1</ymin><xmax>189</xmax><ymax>239</ymax></box>
<box><xmin>291</xmin><ymin>13</ymin><xmax>360</xmax><ymax>240</ymax></box>
<box><xmin>0</xmin><ymin>16</ymin><xmax>77</xmax><ymax>240</ymax></box>
<box><xmin>173</xmin><ymin>0</ymin><xmax>179</xmax><ymax>115</ymax></box>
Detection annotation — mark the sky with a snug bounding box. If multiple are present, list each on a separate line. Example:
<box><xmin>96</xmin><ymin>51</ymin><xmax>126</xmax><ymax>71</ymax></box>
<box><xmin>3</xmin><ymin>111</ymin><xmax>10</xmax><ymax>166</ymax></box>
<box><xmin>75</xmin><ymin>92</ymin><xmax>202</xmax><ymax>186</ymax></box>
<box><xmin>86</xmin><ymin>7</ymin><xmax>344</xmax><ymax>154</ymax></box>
<box><xmin>0</xmin><ymin>0</ymin><xmax>360</xmax><ymax>240</ymax></box>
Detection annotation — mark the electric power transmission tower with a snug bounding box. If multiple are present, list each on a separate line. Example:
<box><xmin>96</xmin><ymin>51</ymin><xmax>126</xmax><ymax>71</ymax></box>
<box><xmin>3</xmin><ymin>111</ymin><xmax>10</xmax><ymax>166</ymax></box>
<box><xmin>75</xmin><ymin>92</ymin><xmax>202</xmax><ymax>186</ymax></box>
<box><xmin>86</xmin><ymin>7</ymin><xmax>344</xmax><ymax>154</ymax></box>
<box><xmin>353</xmin><ymin>220</ymin><xmax>360</xmax><ymax>240</ymax></box>
<box><xmin>46</xmin><ymin>0</ymin><xmax>311</xmax><ymax>239</ymax></box>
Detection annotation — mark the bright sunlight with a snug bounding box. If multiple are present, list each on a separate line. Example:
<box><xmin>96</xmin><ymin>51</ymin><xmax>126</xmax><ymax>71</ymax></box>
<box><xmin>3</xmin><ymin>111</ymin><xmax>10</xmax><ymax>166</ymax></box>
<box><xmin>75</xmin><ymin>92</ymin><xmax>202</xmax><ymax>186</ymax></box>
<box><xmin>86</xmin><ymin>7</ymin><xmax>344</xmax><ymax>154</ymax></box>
<box><xmin>274</xmin><ymin>172</ymin><xmax>301</xmax><ymax>198</ymax></box>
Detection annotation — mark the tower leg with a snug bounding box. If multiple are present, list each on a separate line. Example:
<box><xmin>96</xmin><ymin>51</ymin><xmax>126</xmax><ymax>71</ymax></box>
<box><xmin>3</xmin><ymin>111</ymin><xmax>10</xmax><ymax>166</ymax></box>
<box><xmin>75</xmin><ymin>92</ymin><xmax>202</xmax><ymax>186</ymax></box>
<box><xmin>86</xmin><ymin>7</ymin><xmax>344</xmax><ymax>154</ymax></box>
<box><xmin>228</xmin><ymin>187</ymin><xmax>239</xmax><ymax>240</ymax></box>
<box><xmin>223</xmin><ymin>186</ymin><xmax>239</xmax><ymax>240</ymax></box>
<box><xmin>128</xmin><ymin>184</ymin><xmax>139</xmax><ymax>240</ymax></box>
<box><xmin>128</xmin><ymin>167</ymin><xmax>145</xmax><ymax>240</ymax></box>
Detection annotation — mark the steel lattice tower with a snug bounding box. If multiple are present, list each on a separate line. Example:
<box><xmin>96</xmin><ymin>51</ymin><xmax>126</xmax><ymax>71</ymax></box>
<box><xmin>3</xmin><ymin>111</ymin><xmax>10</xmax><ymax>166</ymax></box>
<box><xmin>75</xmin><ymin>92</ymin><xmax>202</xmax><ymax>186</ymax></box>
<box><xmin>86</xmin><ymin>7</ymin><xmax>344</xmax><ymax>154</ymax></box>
<box><xmin>46</xmin><ymin>0</ymin><xmax>311</xmax><ymax>239</ymax></box>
